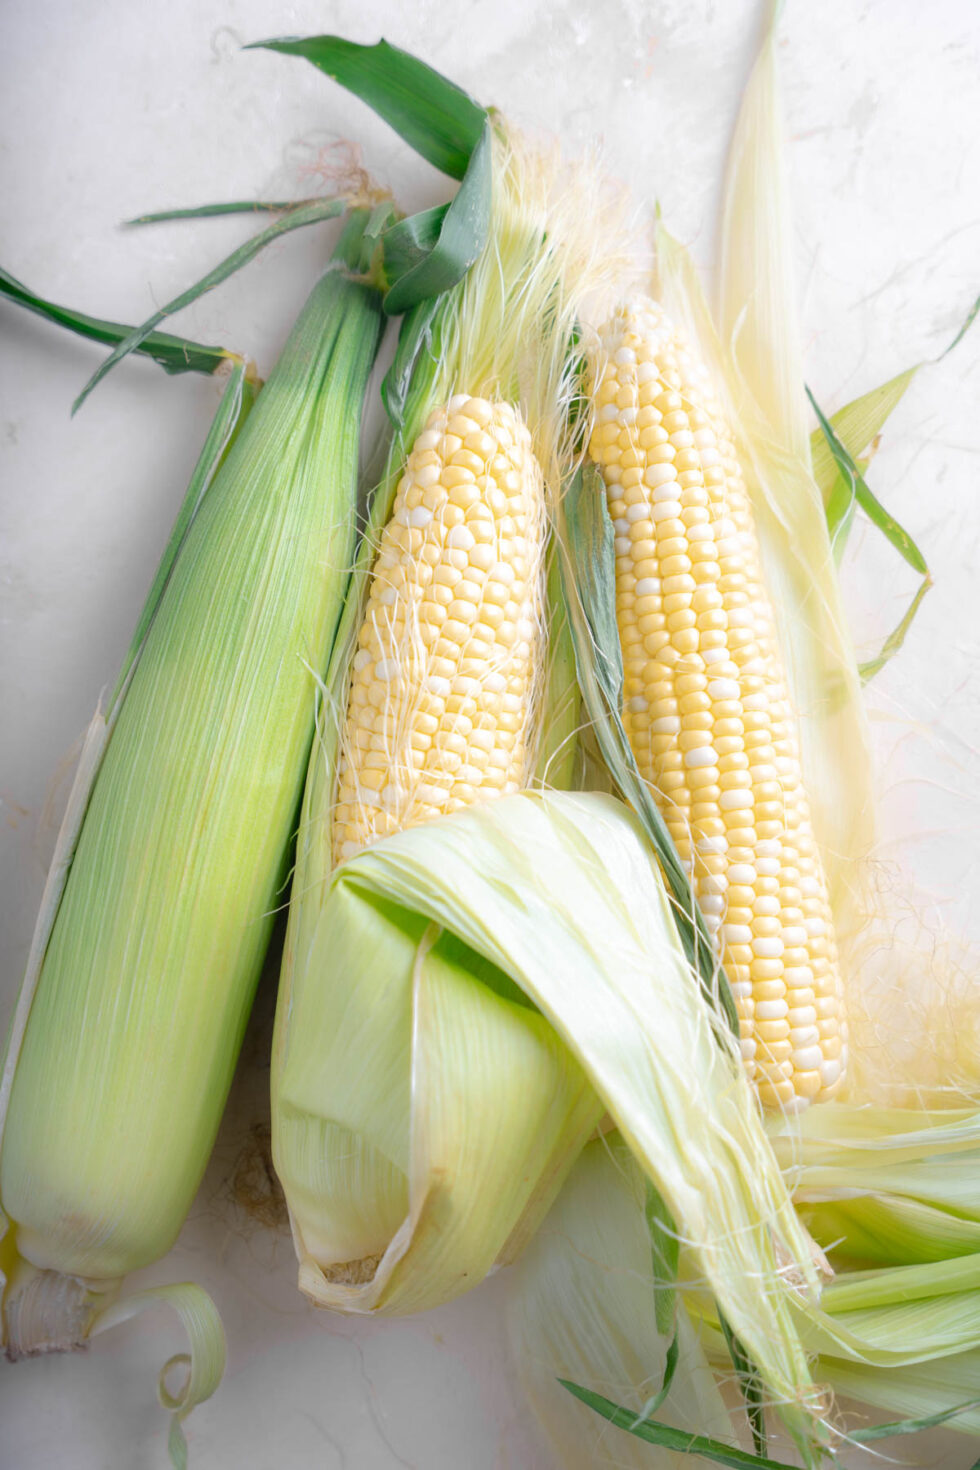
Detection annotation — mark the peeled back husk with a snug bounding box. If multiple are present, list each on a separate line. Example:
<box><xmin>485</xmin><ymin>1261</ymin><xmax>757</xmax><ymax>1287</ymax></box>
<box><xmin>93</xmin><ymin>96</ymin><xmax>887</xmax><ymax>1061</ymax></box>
<box><xmin>274</xmin><ymin>789</ymin><xmax>825</xmax><ymax>1449</ymax></box>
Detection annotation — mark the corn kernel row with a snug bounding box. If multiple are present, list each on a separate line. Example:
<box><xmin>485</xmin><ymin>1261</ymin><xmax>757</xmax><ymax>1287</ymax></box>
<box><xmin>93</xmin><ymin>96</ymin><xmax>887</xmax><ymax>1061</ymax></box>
<box><xmin>588</xmin><ymin>298</ymin><xmax>847</xmax><ymax>1110</ymax></box>
<box><xmin>334</xmin><ymin>395</ymin><xmax>545</xmax><ymax>862</ymax></box>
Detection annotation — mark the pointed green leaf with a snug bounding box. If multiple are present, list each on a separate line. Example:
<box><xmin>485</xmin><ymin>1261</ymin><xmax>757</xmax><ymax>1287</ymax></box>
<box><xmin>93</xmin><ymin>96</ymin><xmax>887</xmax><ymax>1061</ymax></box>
<box><xmin>719</xmin><ymin>1315</ymin><xmax>768</xmax><ymax>1457</ymax></box>
<box><xmin>635</xmin><ymin>1182</ymin><xmax>682</xmax><ymax>1424</ymax></box>
<box><xmin>858</xmin><ymin>573</ymin><xmax>932</xmax><ymax>684</ymax></box>
<box><xmin>381</xmin><ymin>205</ymin><xmax>448</xmax><ymax>280</ymax></box>
<box><xmin>938</xmin><ymin>291</ymin><xmax>980</xmax><ymax>361</ymax></box>
<box><xmin>848</xmin><ymin>1396</ymin><xmax>980</xmax><ymax>1443</ymax></box>
<box><xmin>73</xmin><ymin>195</ymin><xmax>350</xmax><ymax>412</ymax></box>
<box><xmin>807</xmin><ymin>386</ymin><xmax>929</xmax><ymax>576</ymax></box>
<box><xmin>812</xmin><ymin>290</ymin><xmax>978</xmax><ymax>523</ymax></box>
<box><xmin>533</xmin><ymin>540</ymin><xmax>581</xmax><ymax>791</ymax></box>
<box><xmin>126</xmin><ymin>200</ymin><xmax>319</xmax><ymax>225</ymax></box>
<box><xmin>810</xmin><ymin>367</ymin><xmax>918</xmax><ymax>504</ymax></box>
<box><xmin>0</xmin><ymin>265</ymin><xmax>232</xmax><ymax>378</ymax></box>
<box><xmin>381</xmin><ymin>122</ymin><xmax>491</xmax><ymax>315</ymax></box>
<box><xmin>559</xmin><ymin>1382</ymin><xmax>800</xmax><ymax>1468</ymax></box>
<box><xmin>635</xmin><ymin>1327</ymin><xmax>680</xmax><ymax>1422</ymax></box>
<box><xmin>380</xmin><ymin>292</ymin><xmax>451</xmax><ymax>435</ymax></box>
<box><xmin>644</xmin><ymin>1181</ymin><xmax>680</xmax><ymax>1338</ymax></box>
<box><xmin>253</xmin><ymin>36</ymin><xmax>485</xmax><ymax>179</ymax></box>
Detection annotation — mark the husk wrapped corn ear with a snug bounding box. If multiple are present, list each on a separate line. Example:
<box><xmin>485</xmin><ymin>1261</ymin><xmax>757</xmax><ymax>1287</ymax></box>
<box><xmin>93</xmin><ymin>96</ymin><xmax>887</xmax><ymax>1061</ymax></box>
<box><xmin>0</xmin><ymin>228</ymin><xmax>384</xmax><ymax>1353</ymax></box>
<box><xmin>272</xmin><ymin>120</ymin><xmax>629</xmax><ymax>1313</ymax></box>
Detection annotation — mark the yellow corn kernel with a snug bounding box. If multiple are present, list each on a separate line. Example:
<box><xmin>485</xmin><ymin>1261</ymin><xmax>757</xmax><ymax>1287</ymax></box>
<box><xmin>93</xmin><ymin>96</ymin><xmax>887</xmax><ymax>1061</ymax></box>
<box><xmin>334</xmin><ymin>397</ymin><xmax>545</xmax><ymax>860</ymax></box>
<box><xmin>588</xmin><ymin>297</ymin><xmax>847</xmax><ymax>1111</ymax></box>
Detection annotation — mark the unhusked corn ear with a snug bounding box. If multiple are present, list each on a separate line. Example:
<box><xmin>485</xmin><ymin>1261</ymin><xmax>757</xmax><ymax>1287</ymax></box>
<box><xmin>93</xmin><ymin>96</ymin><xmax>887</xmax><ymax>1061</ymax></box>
<box><xmin>333</xmin><ymin>393</ymin><xmax>546</xmax><ymax>860</ymax></box>
<box><xmin>0</xmin><ymin>260</ymin><xmax>384</xmax><ymax>1308</ymax></box>
<box><xmin>588</xmin><ymin>296</ymin><xmax>846</xmax><ymax>1111</ymax></box>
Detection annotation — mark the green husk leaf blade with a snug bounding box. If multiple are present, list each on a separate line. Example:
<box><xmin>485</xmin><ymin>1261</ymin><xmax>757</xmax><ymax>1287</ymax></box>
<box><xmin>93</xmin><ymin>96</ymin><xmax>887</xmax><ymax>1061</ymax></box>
<box><xmin>809</xmin><ymin>367</ymin><xmax>917</xmax><ymax>506</ymax></box>
<box><xmin>938</xmin><ymin>291</ymin><xmax>980</xmax><ymax>360</ymax></box>
<box><xmin>857</xmin><ymin>573</ymin><xmax>931</xmax><ymax>684</ymax></box>
<box><xmin>126</xmin><ymin>199</ymin><xmax>320</xmax><ymax>225</ymax></box>
<box><xmin>254</xmin><ymin>36</ymin><xmax>492</xmax><ymax>315</ymax></box>
<box><xmin>381</xmin><ymin>121</ymin><xmax>491</xmax><ymax>315</ymax></box>
<box><xmin>636</xmin><ymin>1331</ymin><xmax>681</xmax><ymax>1421</ymax></box>
<box><xmin>719</xmin><ymin>1315</ymin><xmax>768</xmax><ymax>1457</ymax></box>
<box><xmin>381</xmin><ymin>205</ymin><xmax>448</xmax><ymax>280</ymax></box>
<box><xmin>73</xmin><ymin>195</ymin><xmax>350</xmax><ymax>411</ymax></box>
<box><xmin>645</xmin><ymin>1181</ymin><xmax>679</xmax><ymax>1338</ymax></box>
<box><xmin>847</xmin><ymin>1397</ymin><xmax>980</xmax><ymax>1443</ymax></box>
<box><xmin>558</xmin><ymin>1383</ymin><xmax>798</xmax><ymax>1468</ymax></box>
<box><xmin>534</xmin><ymin>538</ymin><xmax>581</xmax><ymax>791</ymax></box>
<box><xmin>807</xmin><ymin>386</ymin><xmax>928</xmax><ymax>575</ymax></box>
<box><xmin>253</xmin><ymin>36</ymin><xmax>485</xmax><ymax>179</ymax></box>
<box><xmin>811</xmin><ymin>286</ymin><xmax>978</xmax><ymax>530</ymax></box>
<box><xmin>0</xmin><ymin>265</ymin><xmax>231</xmax><ymax>378</ymax></box>
<box><xmin>819</xmin><ymin>1347</ymin><xmax>980</xmax><ymax>1439</ymax></box>
<box><xmin>381</xmin><ymin>296</ymin><xmax>444</xmax><ymax>427</ymax></box>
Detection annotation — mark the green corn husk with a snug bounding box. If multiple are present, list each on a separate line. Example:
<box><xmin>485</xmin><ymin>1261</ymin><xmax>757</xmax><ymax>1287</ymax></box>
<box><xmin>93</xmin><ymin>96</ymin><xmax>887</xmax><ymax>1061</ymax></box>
<box><xmin>508</xmin><ymin>1138</ymin><xmax>735</xmax><ymax>1470</ymax></box>
<box><xmin>0</xmin><ymin>221</ymin><xmax>384</xmax><ymax>1351</ymax></box>
<box><xmin>770</xmin><ymin>1103</ymin><xmax>980</xmax><ymax>1268</ymax></box>
<box><xmin>510</xmin><ymin>1141</ymin><xmax>980</xmax><ymax>1468</ymax></box>
<box><xmin>278</xmin><ymin>789</ymin><xmax>824</xmax><ymax>1439</ymax></box>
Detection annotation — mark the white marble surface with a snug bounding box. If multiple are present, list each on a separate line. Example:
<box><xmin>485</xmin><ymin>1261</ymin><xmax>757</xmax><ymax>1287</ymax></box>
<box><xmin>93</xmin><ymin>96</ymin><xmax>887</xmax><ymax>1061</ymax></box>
<box><xmin>1</xmin><ymin>1</ymin><xmax>979</xmax><ymax>1466</ymax></box>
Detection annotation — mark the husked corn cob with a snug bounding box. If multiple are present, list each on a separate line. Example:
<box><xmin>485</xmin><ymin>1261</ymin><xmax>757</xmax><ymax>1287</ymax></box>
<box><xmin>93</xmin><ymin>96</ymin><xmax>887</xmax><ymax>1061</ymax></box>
<box><xmin>588</xmin><ymin>296</ymin><xmax>846</xmax><ymax>1111</ymax></box>
<box><xmin>333</xmin><ymin>394</ymin><xmax>545</xmax><ymax>860</ymax></box>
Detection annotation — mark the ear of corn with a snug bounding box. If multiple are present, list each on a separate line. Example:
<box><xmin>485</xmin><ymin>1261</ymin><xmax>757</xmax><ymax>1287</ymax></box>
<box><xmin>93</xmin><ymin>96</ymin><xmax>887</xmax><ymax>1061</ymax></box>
<box><xmin>587</xmin><ymin>296</ymin><xmax>846</xmax><ymax>1112</ymax></box>
<box><xmin>0</xmin><ymin>229</ymin><xmax>384</xmax><ymax>1341</ymax></box>
<box><xmin>332</xmin><ymin>393</ymin><xmax>547</xmax><ymax>860</ymax></box>
<box><xmin>272</xmin><ymin>121</ymin><xmax>629</xmax><ymax>1314</ymax></box>
<box><xmin>514</xmin><ymin>16</ymin><xmax>980</xmax><ymax>1468</ymax></box>
<box><xmin>271</xmin><ymin>118</ymin><xmax>830</xmax><ymax>1459</ymax></box>
<box><xmin>655</xmin><ymin>240</ymin><xmax>873</xmax><ymax>943</ymax></box>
